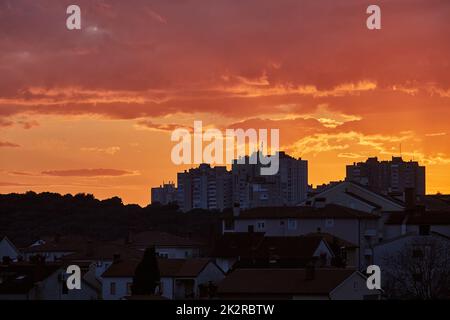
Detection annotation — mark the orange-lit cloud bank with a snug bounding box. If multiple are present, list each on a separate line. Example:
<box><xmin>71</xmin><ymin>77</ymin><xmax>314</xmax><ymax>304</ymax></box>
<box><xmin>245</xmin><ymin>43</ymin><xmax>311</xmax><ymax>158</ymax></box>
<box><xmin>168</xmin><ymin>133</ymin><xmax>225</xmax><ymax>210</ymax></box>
<box><xmin>1</xmin><ymin>0</ymin><xmax>450</xmax><ymax>205</ymax></box>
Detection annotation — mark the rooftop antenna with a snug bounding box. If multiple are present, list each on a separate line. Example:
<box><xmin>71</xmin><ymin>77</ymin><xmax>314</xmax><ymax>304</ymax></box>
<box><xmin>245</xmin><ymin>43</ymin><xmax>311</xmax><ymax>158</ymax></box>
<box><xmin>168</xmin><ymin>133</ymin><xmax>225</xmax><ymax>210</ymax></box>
<box><xmin>400</xmin><ymin>143</ymin><xmax>402</xmax><ymax>158</ymax></box>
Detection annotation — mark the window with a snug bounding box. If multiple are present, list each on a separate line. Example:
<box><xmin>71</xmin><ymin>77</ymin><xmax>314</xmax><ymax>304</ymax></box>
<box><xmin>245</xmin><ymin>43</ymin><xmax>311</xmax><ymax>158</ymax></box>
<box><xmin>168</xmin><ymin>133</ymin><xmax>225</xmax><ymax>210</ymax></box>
<box><xmin>419</xmin><ymin>225</ymin><xmax>430</xmax><ymax>236</ymax></box>
<box><xmin>126</xmin><ymin>282</ymin><xmax>132</xmax><ymax>295</ymax></box>
<box><xmin>248</xmin><ymin>225</ymin><xmax>254</xmax><ymax>233</ymax></box>
<box><xmin>110</xmin><ymin>282</ymin><xmax>116</xmax><ymax>295</ymax></box>
<box><xmin>325</xmin><ymin>219</ymin><xmax>334</xmax><ymax>228</ymax></box>
<box><xmin>158</xmin><ymin>252</ymin><xmax>169</xmax><ymax>259</ymax></box>
<box><xmin>257</xmin><ymin>221</ymin><xmax>265</xmax><ymax>230</ymax></box>
<box><xmin>288</xmin><ymin>219</ymin><xmax>297</xmax><ymax>230</ymax></box>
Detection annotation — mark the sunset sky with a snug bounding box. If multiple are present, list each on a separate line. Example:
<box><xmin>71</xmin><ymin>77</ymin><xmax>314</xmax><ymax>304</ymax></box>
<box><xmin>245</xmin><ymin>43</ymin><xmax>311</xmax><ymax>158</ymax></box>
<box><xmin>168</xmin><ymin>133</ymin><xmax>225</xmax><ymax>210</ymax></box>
<box><xmin>1</xmin><ymin>0</ymin><xmax>450</xmax><ymax>206</ymax></box>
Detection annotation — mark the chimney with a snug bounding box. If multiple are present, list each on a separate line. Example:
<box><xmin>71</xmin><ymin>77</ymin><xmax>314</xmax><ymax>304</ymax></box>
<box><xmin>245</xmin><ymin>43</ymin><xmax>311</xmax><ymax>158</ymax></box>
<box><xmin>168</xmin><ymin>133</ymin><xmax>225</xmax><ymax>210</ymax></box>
<box><xmin>404</xmin><ymin>188</ymin><xmax>416</xmax><ymax>210</ymax></box>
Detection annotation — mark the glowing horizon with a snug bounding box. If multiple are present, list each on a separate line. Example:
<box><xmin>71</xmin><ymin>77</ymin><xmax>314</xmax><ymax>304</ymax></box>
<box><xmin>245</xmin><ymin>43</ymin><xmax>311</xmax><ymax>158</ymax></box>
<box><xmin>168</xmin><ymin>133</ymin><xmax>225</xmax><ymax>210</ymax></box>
<box><xmin>1</xmin><ymin>0</ymin><xmax>450</xmax><ymax>205</ymax></box>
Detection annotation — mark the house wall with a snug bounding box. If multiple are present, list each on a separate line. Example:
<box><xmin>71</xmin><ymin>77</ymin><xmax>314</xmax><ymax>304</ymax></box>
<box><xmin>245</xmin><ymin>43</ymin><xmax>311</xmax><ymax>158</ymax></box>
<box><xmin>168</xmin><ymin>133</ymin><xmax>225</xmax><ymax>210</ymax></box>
<box><xmin>24</xmin><ymin>251</ymin><xmax>74</xmax><ymax>262</ymax></box>
<box><xmin>61</xmin><ymin>282</ymin><xmax>99</xmax><ymax>300</ymax></box>
<box><xmin>101</xmin><ymin>277</ymin><xmax>132</xmax><ymax>300</ymax></box>
<box><xmin>0</xmin><ymin>238</ymin><xmax>19</xmax><ymax>260</ymax></box>
<box><xmin>196</xmin><ymin>262</ymin><xmax>225</xmax><ymax>288</ymax></box>
<box><xmin>160</xmin><ymin>277</ymin><xmax>174</xmax><ymax>299</ymax></box>
<box><xmin>0</xmin><ymin>269</ymin><xmax>98</xmax><ymax>300</ymax></box>
<box><xmin>235</xmin><ymin>218</ymin><xmax>362</xmax><ymax>243</ymax></box>
<box><xmin>28</xmin><ymin>270</ymin><xmax>63</xmax><ymax>300</ymax></box>
<box><xmin>345</xmin><ymin>248</ymin><xmax>358</xmax><ymax>268</ymax></box>
<box><xmin>383</xmin><ymin>224</ymin><xmax>450</xmax><ymax>239</ymax></box>
<box><xmin>383</xmin><ymin>225</ymin><xmax>403</xmax><ymax>239</ymax></box>
<box><xmin>313</xmin><ymin>240</ymin><xmax>334</xmax><ymax>265</ymax></box>
<box><xmin>102</xmin><ymin>276</ymin><xmax>175</xmax><ymax>300</ymax></box>
<box><xmin>215</xmin><ymin>258</ymin><xmax>236</xmax><ymax>274</ymax></box>
<box><xmin>155</xmin><ymin>247</ymin><xmax>199</xmax><ymax>259</ymax></box>
<box><xmin>234</xmin><ymin>217</ymin><xmax>378</xmax><ymax>270</ymax></box>
<box><xmin>429</xmin><ymin>225</ymin><xmax>450</xmax><ymax>237</ymax></box>
<box><xmin>329</xmin><ymin>272</ymin><xmax>381</xmax><ymax>300</ymax></box>
<box><xmin>93</xmin><ymin>260</ymin><xmax>113</xmax><ymax>279</ymax></box>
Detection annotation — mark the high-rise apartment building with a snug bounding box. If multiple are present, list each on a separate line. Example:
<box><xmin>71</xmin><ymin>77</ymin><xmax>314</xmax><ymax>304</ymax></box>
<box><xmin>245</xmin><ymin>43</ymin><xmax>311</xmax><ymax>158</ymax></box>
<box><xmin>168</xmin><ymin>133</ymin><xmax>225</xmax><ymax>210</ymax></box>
<box><xmin>151</xmin><ymin>182</ymin><xmax>177</xmax><ymax>205</ymax></box>
<box><xmin>232</xmin><ymin>152</ymin><xmax>308</xmax><ymax>209</ymax></box>
<box><xmin>346</xmin><ymin>157</ymin><xmax>425</xmax><ymax>195</ymax></box>
<box><xmin>177</xmin><ymin>164</ymin><xmax>232</xmax><ymax>212</ymax></box>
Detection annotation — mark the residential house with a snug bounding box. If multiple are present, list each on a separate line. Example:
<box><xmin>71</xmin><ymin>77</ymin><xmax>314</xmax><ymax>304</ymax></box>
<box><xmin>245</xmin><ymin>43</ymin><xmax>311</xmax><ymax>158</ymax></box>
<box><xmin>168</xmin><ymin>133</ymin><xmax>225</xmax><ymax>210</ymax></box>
<box><xmin>223</xmin><ymin>204</ymin><xmax>379</xmax><ymax>270</ymax></box>
<box><xmin>304</xmin><ymin>180</ymin><xmax>405</xmax><ymax>213</ymax></box>
<box><xmin>211</xmin><ymin>233</ymin><xmax>337</xmax><ymax>272</ymax></box>
<box><xmin>211</xmin><ymin>232</ymin><xmax>265</xmax><ymax>273</ymax></box>
<box><xmin>0</xmin><ymin>236</ymin><xmax>21</xmax><ymax>261</ymax></box>
<box><xmin>217</xmin><ymin>268</ymin><xmax>382</xmax><ymax>300</ymax></box>
<box><xmin>101</xmin><ymin>258</ymin><xmax>225</xmax><ymax>300</ymax></box>
<box><xmin>61</xmin><ymin>242</ymin><xmax>142</xmax><ymax>280</ymax></box>
<box><xmin>304</xmin><ymin>232</ymin><xmax>359</xmax><ymax>268</ymax></box>
<box><xmin>383</xmin><ymin>209</ymin><xmax>450</xmax><ymax>239</ymax></box>
<box><xmin>21</xmin><ymin>235</ymin><xmax>89</xmax><ymax>262</ymax></box>
<box><xmin>121</xmin><ymin>231</ymin><xmax>204</xmax><ymax>259</ymax></box>
<box><xmin>0</xmin><ymin>262</ymin><xmax>98</xmax><ymax>300</ymax></box>
<box><xmin>373</xmin><ymin>231</ymin><xmax>450</xmax><ymax>298</ymax></box>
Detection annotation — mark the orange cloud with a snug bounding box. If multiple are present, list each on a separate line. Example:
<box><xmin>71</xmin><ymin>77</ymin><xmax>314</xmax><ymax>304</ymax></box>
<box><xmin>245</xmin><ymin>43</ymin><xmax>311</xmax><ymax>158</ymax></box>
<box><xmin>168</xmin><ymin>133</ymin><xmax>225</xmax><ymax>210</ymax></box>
<box><xmin>0</xmin><ymin>141</ymin><xmax>20</xmax><ymax>148</ymax></box>
<box><xmin>41</xmin><ymin>169</ymin><xmax>137</xmax><ymax>177</ymax></box>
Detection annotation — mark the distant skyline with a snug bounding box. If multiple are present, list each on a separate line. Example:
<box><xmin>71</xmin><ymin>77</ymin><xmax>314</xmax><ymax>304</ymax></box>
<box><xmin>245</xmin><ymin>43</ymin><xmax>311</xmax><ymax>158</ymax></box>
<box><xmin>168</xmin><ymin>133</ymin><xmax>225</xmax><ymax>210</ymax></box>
<box><xmin>1</xmin><ymin>0</ymin><xmax>450</xmax><ymax>205</ymax></box>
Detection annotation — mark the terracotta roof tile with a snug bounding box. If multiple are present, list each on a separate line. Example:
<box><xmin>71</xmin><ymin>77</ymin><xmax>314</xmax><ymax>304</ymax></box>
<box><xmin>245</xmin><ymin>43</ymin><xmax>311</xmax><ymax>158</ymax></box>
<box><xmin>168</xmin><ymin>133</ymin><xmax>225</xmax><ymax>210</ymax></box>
<box><xmin>218</xmin><ymin>268</ymin><xmax>356</xmax><ymax>295</ymax></box>
<box><xmin>234</xmin><ymin>204</ymin><xmax>378</xmax><ymax>220</ymax></box>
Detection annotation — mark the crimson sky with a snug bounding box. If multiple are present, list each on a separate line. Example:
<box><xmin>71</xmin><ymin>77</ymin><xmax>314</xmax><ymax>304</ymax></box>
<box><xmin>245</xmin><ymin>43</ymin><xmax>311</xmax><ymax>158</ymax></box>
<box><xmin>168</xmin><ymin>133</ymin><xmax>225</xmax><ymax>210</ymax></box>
<box><xmin>1</xmin><ymin>0</ymin><xmax>450</xmax><ymax>205</ymax></box>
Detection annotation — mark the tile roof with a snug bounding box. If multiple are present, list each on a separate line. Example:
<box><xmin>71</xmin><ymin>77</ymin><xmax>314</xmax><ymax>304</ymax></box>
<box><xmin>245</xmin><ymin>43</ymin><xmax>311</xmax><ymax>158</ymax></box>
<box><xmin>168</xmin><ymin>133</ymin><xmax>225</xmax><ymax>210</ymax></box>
<box><xmin>61</xmin><ymin>242</ymin><xmax>142</xmax><ymax>261</ymax></box>
<box><xmin>218</xmin><ymin>268</ymin><xmax>356</xmax><ymax>295</ymax></box>
<box><xmin>304</xmin><ymin>232</ymin><xmax>358</xmax><ymax>248</ymax></box>
<box><xmin>253</xmin><ymin>237</ymin><xmax>325</xmax><ymax>259</ymax></box>
<box><xmin>0</xmin><ymin>263</ymin><xmax>61</xmax><ymax>294</ymax></box>
<box><xmin>211</xmin><ymin>232</ymin><xmax>265</xmax><ymax>258</ymax></box>
<box><xmin>344</xmin><ymin>191</ymin><xmax>382</xmax><ymax>209</ymax></box>
<box><xmin>119</xmin><ymin>231</ymin><xmax>204</xmax><ymax>248</ymax></box>
<box><xmin>101</xmin><ymin>258</ymin><xmax>213</xmax><ymax>278</ymax></box>
<box><xmin>21</xmin><ymin>235</ymin><xmax>91</xmax><ymax>253</ymax></box>
<box><xmin>385</xmin><ymin>210</ymin><xmax>450</xmax><ymax>225</ymax></box>
<box><xmin>314</xmin><ymin>181</ymin><xmax>405</xmax><ymax>207</ymax></box>
<box><xmin>416</xmin><ymin>195</ymin><xmax>450</xmax><ymax>211</ymax></box>
<box><xmin>234</xmin><ymin>204</ymin><xmax>378</xmax><ymax>220</ymax></box>
<box><xmin>212</xmin><ymin>233</ymin><xmax>356</xmax><ymax>260</ymax></box>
